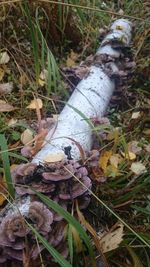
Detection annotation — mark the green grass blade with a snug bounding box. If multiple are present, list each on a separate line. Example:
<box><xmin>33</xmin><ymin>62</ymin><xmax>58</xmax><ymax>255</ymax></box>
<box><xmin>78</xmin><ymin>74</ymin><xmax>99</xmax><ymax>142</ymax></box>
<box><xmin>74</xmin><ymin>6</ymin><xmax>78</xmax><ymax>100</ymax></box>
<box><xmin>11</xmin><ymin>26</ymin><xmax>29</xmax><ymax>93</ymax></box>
<box><xmin>22</xmin><ymin>2</ymin><xmax>40</xmax><ymax>84</ymax></box>
<box><xmin>0</xmin><ymin>134</ymin><xmax>15</xmax><ymax>199</ymax></box>
<box><xmin>8</xmin><ymin>152</ymin><xmax>28</xmax><ymax>162</ymax></box>
<box><xmin>67</xmin><ymin>224</ymin><xmax>74</xmax><ymax>265</ymax></box>
<box><xmin>47</xmin><ymin>51</ymin><xmax>52</xmax><ymax>95</ymax></box>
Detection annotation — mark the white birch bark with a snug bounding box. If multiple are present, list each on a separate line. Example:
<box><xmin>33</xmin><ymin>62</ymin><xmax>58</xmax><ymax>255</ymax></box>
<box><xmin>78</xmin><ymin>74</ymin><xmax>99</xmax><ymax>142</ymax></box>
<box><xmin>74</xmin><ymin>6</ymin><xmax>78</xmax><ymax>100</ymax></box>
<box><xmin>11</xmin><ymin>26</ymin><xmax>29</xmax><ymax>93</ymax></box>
<box><xmin>32</xmin><ymin>19</ymin><xmax>132</xmax><ymax>164</ymax></box>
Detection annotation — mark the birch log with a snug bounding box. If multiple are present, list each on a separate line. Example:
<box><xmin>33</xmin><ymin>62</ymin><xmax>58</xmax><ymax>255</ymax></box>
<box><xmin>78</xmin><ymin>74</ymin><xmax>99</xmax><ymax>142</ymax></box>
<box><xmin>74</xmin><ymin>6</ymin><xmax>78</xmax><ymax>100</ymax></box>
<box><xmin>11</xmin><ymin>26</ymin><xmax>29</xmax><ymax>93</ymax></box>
<box><xmin>32</xmin><ymin>19</ymin><xmax>132</xmax><ymax>164</ymax></box>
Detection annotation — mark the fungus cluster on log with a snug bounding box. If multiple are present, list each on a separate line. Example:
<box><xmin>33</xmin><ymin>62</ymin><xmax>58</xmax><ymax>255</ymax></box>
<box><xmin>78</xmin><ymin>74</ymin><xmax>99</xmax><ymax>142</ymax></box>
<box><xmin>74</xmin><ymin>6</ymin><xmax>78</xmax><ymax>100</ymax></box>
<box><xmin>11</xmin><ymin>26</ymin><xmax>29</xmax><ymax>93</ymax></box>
<box><xmin>0</xmin><ymin>19</ymin><xmax>133</xmax><ymax>264</ymax></box>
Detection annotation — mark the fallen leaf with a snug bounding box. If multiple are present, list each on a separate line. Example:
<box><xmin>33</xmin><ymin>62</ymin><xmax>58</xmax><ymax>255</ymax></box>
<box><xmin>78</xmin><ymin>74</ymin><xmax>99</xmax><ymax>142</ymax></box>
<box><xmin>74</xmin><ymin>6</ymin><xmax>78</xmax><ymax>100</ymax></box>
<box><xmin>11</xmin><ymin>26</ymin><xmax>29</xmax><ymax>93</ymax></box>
<box><xmin>38</xmin><ymin>69</ymin><xmax>48</xmax><ymax>87</ymax></box>
<box><xmin>130</xmin><ymin>162</ymin><xmax>146</xmax><ymax>175</ymax></box>
<box><xmin>131</xmin><ymin>111</ymin><xmax>141</xmax><ymax>119</ymax></box>
<box><xmin>107</xmin><ymin>128</ymin><xmax>119</xmax><ymax>141</ymax></box>
<box><xmin>0</xmin><ymin>51</ymin><xmax>10</xmax><ymax>64</ymax></box>
<box><xmin>43</xmin><ymin>152</ymin><xmax>65</xmax><ymax>163</ymax></box>
<box><xmin>8</xmin><ymin>118</ymin><xmax>18</xmax><ymax>126</ymax></box>
<box><xmin>27</xmin><ymin>98</ymin><xmax>43</xmax><ymax>110</ymax></box>
<box><xmin>98</xmin><ymin>223</ymin><xmax>124</xmax><ymax>253</ymax></box>
<box><xmin>0</xmin><ymin>82</ymin><xmax>13</xmax><ymax>95</ymax></box>
<box><xmin>21</xmin><ymin>129</ymin><xmax>34</xmax><ymax>145</ymax></box>
<box><xmin>66</xmin><ymin>50</ymin><xmax>78</xmax><ymax>67</ymax></box>
<box><xmin>31</xmin><ymin>128</ymin><xmax>48</xmax><ymax>155</ymax></box>
<box><xmin>121</xmin><ymin>151</ymin><xmax>136</xmax><ymax>160</ymax></box>
<box><xmin>128</xmin><ymin>141</ymin><xmax>142</xmax><ymax>155</ymax></box>
<box><xmin>143</xmin><ymin>129</ymin><xmax>150</xmax><ymax>136</ymax></box>
<box><xmin>99</xmin><ymin>150</ymin><xmax>112</xmax><ymax>172</ymax></box>
<box><xmin>0</xmin><ymin>100</ymin><xmax>16</xmax><ymax>112</ymax></box>
<box><xmin>0</xmin><ymin>194</ymin><xmax>6</xmax><ymax>206</ymax></box>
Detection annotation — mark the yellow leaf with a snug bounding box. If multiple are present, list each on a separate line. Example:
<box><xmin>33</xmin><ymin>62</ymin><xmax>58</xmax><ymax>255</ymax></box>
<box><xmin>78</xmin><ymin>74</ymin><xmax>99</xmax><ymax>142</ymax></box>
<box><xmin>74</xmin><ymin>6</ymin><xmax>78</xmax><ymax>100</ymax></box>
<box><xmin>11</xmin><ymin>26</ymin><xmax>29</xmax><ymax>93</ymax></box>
<box><xmin>21</xmin><ymin>129</ymin><xmax>34</xmax><ymax>145</ymax></box>
<box><xmin>43</xmin><ymin>152</ymin><xmax>65</xmax><ymax>163</ymax></box>
<box><xmin>99</xmin><ymin>150</ymin><xmax>112</xmax><ymax>172</ymax></box>
<box><xmin>66</xmin><ymin>50</ymin><xmax>78</xmax><ymax>67</ymax></box>
<box><xmin>98</xmin><ymin>223</ymin><xmax>124</xmax><ymax>253</ymax></box>
<box><xmin>107</xmin><ymin>128</ymin><xmax>119</xmax><ymax>141</ymax></box>
<box><xmin>121</xmin><ymin>151</ymin><xmax>136</xmax><ymax>160</ymax></box>
<box><xmin>0</xmin><ymin>51</ymin><xmax>10</xmax><ymax>64</ymax></box>
<box><xmin>0</xmin><ymin>194</ymin><xmax>6</xmax><ymax>206</ymax></box>
<box><xmin>70</xmin><ymin>50</ymin><xmax>78</xmax><ymax>61</ymax></box>
<box><xmin>27</xmin><ymin>98</ymin><xmax>43</xmax><ymax>110</ymax></box>
<box><xmin>130</xmin><ymin>162</ymin><xmax>146</xmax><ymax>175</ymax></box>
<box><xmin>143</xmin><ymin>129</ymin><xmax>150</xmax><ymax>136</ymax></box>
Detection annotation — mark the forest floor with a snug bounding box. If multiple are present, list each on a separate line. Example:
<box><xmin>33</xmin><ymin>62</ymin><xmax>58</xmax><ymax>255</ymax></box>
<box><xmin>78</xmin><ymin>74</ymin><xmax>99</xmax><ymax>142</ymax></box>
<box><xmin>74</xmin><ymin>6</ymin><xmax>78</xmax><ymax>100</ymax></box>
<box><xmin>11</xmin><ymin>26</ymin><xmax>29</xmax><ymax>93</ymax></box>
<box><xmin>0</xmin><ymin>1</ymin><xmax>150</xmax><ymax>267</ymax></box>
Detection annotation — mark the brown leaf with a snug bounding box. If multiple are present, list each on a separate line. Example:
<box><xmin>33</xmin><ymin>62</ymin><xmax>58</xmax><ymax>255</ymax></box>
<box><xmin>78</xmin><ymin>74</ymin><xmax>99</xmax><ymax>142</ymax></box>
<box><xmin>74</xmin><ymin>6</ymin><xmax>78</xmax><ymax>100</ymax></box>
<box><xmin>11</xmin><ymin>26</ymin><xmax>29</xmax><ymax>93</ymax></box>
<box><xmin>21</xmin><ymin>129</ymin><xmax>34</xmax><ymax>145</ymax></box>
<box><xmin>0</xmin><ymin>100</ymin><xmax>16</xmax><ymax>112</ymax></box>
<box><xmin>66</xmin><ymin>50</ymin><xmax>79</xmax><ymax>67</ymax></box>
<box><xmin>0</xmin><ymin>82</ymin><xmax>13</xmax><ymax>95</ymax></box>
<box><xmin>27</xmin><ymin>98</ymin><xmax>43</xmax><ymax>110</ymax></box>
<box><xmin>98</xmin><ymin>222</ymin><xmax>124</xmax><ymax>253</ymax></box>
<box><xmin>31</xmin><ymin>128</ymin><xmax>48</xmax><ymax>155</ymax></box>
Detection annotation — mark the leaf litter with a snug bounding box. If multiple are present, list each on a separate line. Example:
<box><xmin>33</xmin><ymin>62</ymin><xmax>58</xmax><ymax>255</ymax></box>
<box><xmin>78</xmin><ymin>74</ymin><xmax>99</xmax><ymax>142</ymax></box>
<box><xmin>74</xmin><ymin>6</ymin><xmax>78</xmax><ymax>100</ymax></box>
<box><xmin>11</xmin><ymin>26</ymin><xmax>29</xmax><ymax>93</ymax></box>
<box><xmin>0</xmin><ymin>3</ymin><xmax>150</xmax><ymax>267</ymax></box>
